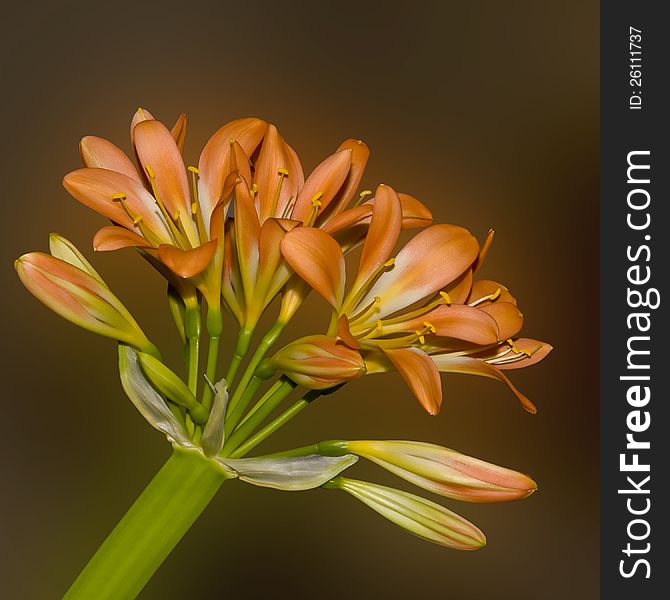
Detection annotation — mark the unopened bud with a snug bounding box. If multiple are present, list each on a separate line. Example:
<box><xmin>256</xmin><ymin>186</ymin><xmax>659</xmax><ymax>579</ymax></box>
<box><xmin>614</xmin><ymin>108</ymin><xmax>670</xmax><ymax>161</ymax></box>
<box><xmin>328</xmin><ymin>477</ymin><xmax>486</xmax><ymax>550</ymax></box>
<box><xmin>340</xmin><ymin>440</ymin><xmax>537</xmax><ymax>502</ymax></box>
<box><xmin>268</xmin><ymin>335</ymin><xmax>366</xmax><ymax>390</ymax></box>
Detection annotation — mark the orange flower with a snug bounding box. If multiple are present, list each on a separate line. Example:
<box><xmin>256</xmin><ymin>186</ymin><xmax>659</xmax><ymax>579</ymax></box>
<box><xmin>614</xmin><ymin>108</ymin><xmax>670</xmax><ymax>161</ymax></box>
<box><xmin>281</xmin><ymin>195</ymin><xmax>551</xmax><ymax>415</ymax></box>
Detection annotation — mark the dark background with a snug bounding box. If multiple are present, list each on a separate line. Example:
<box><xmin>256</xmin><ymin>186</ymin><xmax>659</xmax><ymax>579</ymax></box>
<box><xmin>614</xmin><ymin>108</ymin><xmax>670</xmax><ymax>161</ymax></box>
<box><xmin>0</xmin><ymin>1</ymin><xmax>599</xmax><ymax>598</ymax></box>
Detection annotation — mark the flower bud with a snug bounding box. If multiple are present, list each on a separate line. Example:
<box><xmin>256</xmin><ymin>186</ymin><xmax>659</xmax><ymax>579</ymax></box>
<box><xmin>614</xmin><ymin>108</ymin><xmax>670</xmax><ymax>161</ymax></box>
<box><xmin>337</xmin><ymin>440</ymin><xmax>536</xmax><ymax>502</ymax></box>
<box><xmin>15</xmin><ymin>250</ymin><xmax>157</xmax><ymax>355</ymax></box>
<box><xmin>266</xmin><ymin>335</ymin><xmax>366</xmax><ymax>390</ymax></box>
<box><xmin>328</xmin><ymin>477</ymin><xmax>486</xmax><ymax>550</ymax></box>
<box><xmin>137</xmin><ymin>352</ymin><xmax>209</xmax><ymax>424</ymax></box>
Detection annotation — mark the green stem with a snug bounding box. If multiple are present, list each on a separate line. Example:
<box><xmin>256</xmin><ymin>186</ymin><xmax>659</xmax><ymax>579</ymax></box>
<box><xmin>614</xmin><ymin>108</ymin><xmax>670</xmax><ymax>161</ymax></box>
<box><xmin>226</xmin><ymin>322</ymin><xmax>285</xmax><ymax>418</ymax></box>
<box><xmin>221</xmin><ymin>379</ymin><xmax>296</xmax><ymax>456</ymax></box>
<box><xmin>224</xmin><ymin>376</ymin><xmax>262</xmax><ymax>435</ymax></box>
<box><xmin>187</xmin><ymin>336</ymin><xmax>199</xmax><ymax>396</ymax></box>
<box><xmin>229</xmin><ymin>395</ymin><xmax>313</xmax><ymax>458</ymax></box>
<box><xmin>63</xmin><ymin>448</ymin><xmax>230</xmax><ymax>600</ymax></box>
<box><xmin>200</xmin><ymin>335</ymin><xmax>220</xmax><ymax>410</ymax></box>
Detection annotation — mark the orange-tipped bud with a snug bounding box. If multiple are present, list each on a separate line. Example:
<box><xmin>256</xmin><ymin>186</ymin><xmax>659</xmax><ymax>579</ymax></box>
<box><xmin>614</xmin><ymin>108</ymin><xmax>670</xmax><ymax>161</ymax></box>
<box><xmin>338</xmin><ymin>440</ymin><xmax>537</xmax><ymax>502</ymax></box>
<box><xmin>15</xmin><ymin>248</ymin><xmax>156</xmax><ymax>355</ymax></box>
<box><xmin>266</xmin><ymin>335</ymin><xmax>366</xmax><ymax>390</ymax></box>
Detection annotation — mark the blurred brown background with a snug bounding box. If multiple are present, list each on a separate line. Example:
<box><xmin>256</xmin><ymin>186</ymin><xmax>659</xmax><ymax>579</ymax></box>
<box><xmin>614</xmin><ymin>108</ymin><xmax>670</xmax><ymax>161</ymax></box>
<box><xmin>0</xmin><ymin>1</ymin><xmax>598</xmax><ymax>598</ymax></box>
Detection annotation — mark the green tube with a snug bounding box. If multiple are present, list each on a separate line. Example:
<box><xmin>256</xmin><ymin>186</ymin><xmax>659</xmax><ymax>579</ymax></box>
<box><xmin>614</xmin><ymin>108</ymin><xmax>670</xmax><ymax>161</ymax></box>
<box><xmin>63</xmin><ymin>447</ymin><xmax>230</xmax><ymax>600</ymax></box>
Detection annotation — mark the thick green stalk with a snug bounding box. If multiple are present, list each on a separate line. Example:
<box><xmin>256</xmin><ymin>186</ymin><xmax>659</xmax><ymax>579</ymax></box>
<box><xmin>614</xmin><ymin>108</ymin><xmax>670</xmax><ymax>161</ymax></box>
<box><xmin>63</xmin><ymin>448</ymin><xmax>229</xmax><ymax>600</ymax></box>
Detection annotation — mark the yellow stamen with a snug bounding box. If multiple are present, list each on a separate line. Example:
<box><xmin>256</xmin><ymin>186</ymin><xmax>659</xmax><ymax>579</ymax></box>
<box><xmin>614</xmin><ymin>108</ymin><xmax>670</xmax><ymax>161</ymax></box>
<box><xmin>422</xmin><ymin>321</ymin><xmax>437</xmax><ymax>334</ymax></box>
<box><xmin>490</xmin><ymin>287</ymin><xmax>502</xmax><ymax>301</ymax></box>
<box><xmin>384</xmin><ymin>258</ymin><xmax>396</xmax><ymax>268</ymax></box>
<box><xmin>311</xmin><ymin>192</ymin><xmax>323</xmax><ymax>207</ymax></box>
<box><xmin>416</xmin><ymin>331</ymin><xmax>426</xmax><ymax>345</ymax></box>
<box><xmin>133</xmin><ymin>215</ymin><xmax>143</xmax><ymax>225</ymax></box>
<box><xmin>112</xmin><ymin>192</ymin><xmax>127</xmax><ymax>200</ymax></box>
<box><xmin>348</xmin><ymin>296</ymin><xmax>381</xmax><ymax>328</ymax></box>
<box><xmin>376</xmin><ymin>320</ymin><xmax>383</xmax><ymax>331</ymax></box>
<box><xmin>187</xmin><ymin>166</ymin><xmax>200</xmax><ymax>174</ymax></box>
<box><xmin>354</xmin><ymin>190</ymin><xmax>373</xmax><ymax>207</ymax></box>
<box><xmin>144</xmin><ymin>164</ymin><xmax>155</xmax><ymax>179</ymax></box>
<box><xmin>250</xmin><ymin>183</ymin><xmax>258</xmax><ymax>197</ymax></box>
<box><xmin>440</xmin><ymin>291</ymin><xmax>452</xmax><ymax>304</ymax></box>
<box><xmin>270</xmin><ymin>169</ymin><xmax>289</xmax><ymax>216</ymax></box>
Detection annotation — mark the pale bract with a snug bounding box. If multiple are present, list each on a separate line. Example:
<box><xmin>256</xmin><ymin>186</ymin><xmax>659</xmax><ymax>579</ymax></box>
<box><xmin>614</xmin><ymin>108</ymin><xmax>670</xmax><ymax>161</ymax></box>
<box><xmin>118</xmin><ymin>345</ymin><xmax>357</xmax><ymax>490</ymax></box>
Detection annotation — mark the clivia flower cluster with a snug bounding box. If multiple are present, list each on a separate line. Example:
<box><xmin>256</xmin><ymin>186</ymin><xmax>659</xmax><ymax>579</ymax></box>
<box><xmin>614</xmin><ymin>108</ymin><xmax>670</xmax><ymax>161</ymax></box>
<box><xmin>16</xmin><ymin>109</ymin><xmax>551</xmax><ymax>599</ymax></box>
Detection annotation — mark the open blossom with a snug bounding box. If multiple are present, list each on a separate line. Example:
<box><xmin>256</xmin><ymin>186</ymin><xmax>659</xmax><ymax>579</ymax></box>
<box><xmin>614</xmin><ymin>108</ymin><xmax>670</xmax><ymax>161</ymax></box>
<box><xmin>280</xmin><ymin>188</ymin><xmax>551</xmax><ymax>415</ymax></box>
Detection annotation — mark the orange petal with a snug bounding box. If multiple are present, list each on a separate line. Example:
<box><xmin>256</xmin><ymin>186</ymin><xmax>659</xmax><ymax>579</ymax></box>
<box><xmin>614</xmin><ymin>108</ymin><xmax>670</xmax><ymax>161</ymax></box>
<box><xmin>495</xmin><ymin>338</ymin><xmax>553</xmax><ymax>371</ymax></box>
<box><xmin>352</xmin><ymin>184</ymin><xmax>402</xmax><ymax>292</ymax></box>
<box><xmin>382</xmin><ymin>347</ymin><xmax>442</xmax><ymax>415</ymax></box>
<box><xmin>158</xmin><ymin>241</ymin><xmax>217</xmax><ymax>278</ymax></box>
<box><xmin>133</xmin><ymin>119</ymin><xmax>191</xmax><ymax>219</ymax></box>
<box><xmin>93</xmin><ymin>226</ymin><xmax>153</xmax><ymax>251</ymax></box>
<box><xmin>324</xmin><ymin>138</ymin><xmax>370</xmax><ymax>218</ymax></box>
<box><xmin>63</xmin><ymin>168</ymin><xmax>170</xmax><ymax>240</ymax></box>
<box><xmin>360</xmin><ymin>224</ymin><xmax>479</xmax><ymax>319</ymax></box>
<box><xmin>130</xmin><ymin>107</ymin><xmax>155</xmax><ymax>141</ymax></box>
<box><xmin>337</xmin><ymin>314</ymin><xmax>361</xmax><ymax>349</ymax></box>
<box><xmin>170</xmin><ymin>113</ymin><xmax>187</xmax><ymax>154</ymax></box>
<box><xmin>444</xmin><ymin>269</ymin><xmax>474</xmax><ymax>304</ymax></box>
<box><xmin>398</xmin><ymin>193</ymin><xmax>433</xmax><ymax>229</ymax></box>
<box><xmin>79</xmin><ymin>136</ymin><xmax>141</xmax><ymax>182</ymax></box>
<box><xmin>479</xmin><ymin>302</ymin><xmax>523</xmax><ymax>339</ymax></box>
<box><xmin>280</xmin><ymin>227</ymin><xmax>345</xmax><ymax>309</ymax></box>
<box><xmin>198</xmin><ymin>118</ymin><xmax>267</xmax><ymax>229</ymax></box>
<box><xmin>256</xmin><ymin>124</ymin><xmax>304</xmax><ymax>221</ymax></box>
<box><xmin>432</xmin><ymin>355</ymin><xmax>537</xmax><ymax>414</ymax></box>
<box><xmin>233</xmin><ymin>177</ymin><xmax>261</xmax><ymax>298</ymax></box>
<box><xmin>222</xmin><ymin>225</ymin><xmax>245</xmax><ymax>325</ymax></box>
<box><xmin>385</xmin><ymin>304</ymin><xmax>500</xmax><ymax>345</ymax></box>
<box><xmin>291</xmin><ymin>149</ymin><xmax>352</xmax><ymax>223</ymax></box>
<box><xmin>321</xmin><ymin>204</ymin><xmax>372</xmax><ymax>235</ymax></box>
<box><xmin>257</xmin><ymin>218</ymin><xmax>301</xmax><ymax>289</ymax></box>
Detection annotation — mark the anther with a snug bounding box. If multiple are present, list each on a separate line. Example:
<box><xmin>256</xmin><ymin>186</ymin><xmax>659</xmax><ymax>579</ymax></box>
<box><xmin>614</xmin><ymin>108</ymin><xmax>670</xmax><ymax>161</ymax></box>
<box><xmin>187</xmin><ymin>166</ymin><xmax>200</xmax><ymax>174</ymax></box>
<box><xmin>311</xmin><ymin>192</ymin><xmax>324</xmax><ymax>207</ymax></box>
<box><xmin>384</xmin><ymin>258</ymin><xmax>395</xmax><ymax>268</ymax></box>
<box><xmin>144</xmin><ymin>164</ymin><xmax>155</xmax><ymax>179</ymax></box>
<box><xmin>360</xmin><ymin>190</ymin><xmax>373</xmax><ymax>200</ymax></box>
<box><xmin>490</xmin><ymin>287</ymin><xmax>502</xmax><ymax>301</ymax></box>
<box><xmin>415</xmin><ymin>331</ymin><xmax>426</xmax><ymax>345</ymax></box>
<box><xmin>376</xmin><ymin>320</ymin><xmax>383</xmax><ymax>332</ymax></box>
<box><xmin>278</xmin><ymin>168</ymin><xmax>289</xmax><ymax>176</ymax></box>
<box><xmin>250</xmin><ymin>183</ymin><xmax>258</xmax><ymax>197</ymax></box>
<box><xmin>440</xmin><ymin>291</ymin><xmax>452</xmax><ymax>304</ymax></box>
<box><xmin>422</xmin><ymin>321</ymin><xmax>437</xmax><ymax>334</ymax></box>
<box><xmin>191</xmin><ymin>203</ymin><xmax>198</xmax><ymax>215</ymax></box>
<box><xmin>132</xmin><ymin>215</ymin><xmax>143</xmax><ymax>225</ymax></box>
<box><xmin>112</xmin><ymin>192</ymin><xmax>127</xmax><ymax>201</ymax></box>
